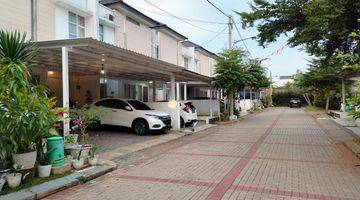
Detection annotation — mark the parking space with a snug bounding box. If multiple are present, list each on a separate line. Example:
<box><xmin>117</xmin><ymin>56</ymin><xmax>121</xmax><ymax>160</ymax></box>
<box><xmin>88</xmin><ymin>125</ymin><xmax>164</xmax><ymax>153</ymax></box>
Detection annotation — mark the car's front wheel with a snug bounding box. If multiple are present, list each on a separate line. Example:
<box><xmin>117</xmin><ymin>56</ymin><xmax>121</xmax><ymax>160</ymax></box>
<box><xmin>133</xmin><ymin>119</ymin><xmax>149</xmax><ymax>135</ymax></box>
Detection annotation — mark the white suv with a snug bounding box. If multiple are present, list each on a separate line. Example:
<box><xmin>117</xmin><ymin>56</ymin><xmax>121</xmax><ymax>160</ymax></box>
<box><xmin>180</xmin><ymin>101</ymin><xmax>198</xmax><ymax>127</ymax></box>
<box><xmin>93</xmin><ymin>98</ymin><xmax>172</xmax><ymax>135</ymax></box>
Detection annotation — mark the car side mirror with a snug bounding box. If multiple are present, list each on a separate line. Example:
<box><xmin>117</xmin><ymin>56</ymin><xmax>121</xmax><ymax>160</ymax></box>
<box><xmin>125</xmin><ymin>106</ymin><xmax>132</xmax><ymax>111</ymax></box>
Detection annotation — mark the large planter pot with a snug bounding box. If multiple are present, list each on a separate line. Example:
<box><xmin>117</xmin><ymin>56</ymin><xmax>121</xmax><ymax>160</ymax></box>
<box><xmin>71</xmin><ymin>158</ymin><xmax>84</xmax><ymax>170</ymax></box>
<box><xmin>88</xmin><ymin>155</ymin><xmax>99</xmax><ymax>166</ymax></box>
<box><xmin>5</xmin><ymin>173</ymin><xmax>22</xmax><ymax>188</ymax></box>
<box><xmin>66</xmin><ymin>145</ymin><xmax>91</xmax><ymax>159</ymax></box>
<box><xmin>37</xmin><ymin>165</ymin><xmax>52</xmax><ymax>178</ymax></box>
<box><xmin>0</xmin><ymin>178</ymin><xmax>5</xmax><ymax>192</ymax></box>
<box><xmin>12</xmin><ymin>151</ymin><xmax>37</xmax><ymax>170</ymax></box>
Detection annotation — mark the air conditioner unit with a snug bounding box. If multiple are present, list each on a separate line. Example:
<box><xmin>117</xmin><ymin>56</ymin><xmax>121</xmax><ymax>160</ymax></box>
<box><xmin>107</xmin><ymin>14</ymin><xmax>114</xmax><ymax>22</ymax></box>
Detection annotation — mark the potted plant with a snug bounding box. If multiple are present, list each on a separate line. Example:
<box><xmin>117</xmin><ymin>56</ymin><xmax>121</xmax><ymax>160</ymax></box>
<box><xmin>5</xmin><ymin>164</ymin><xmax>23</xmax><ymax>188</ymax></box>
<box><xmin>0</xmin><ymin>32</ymin><xmax>60</xmax><ymax>172</ymax></box>
<box><xmin>70</xmin><ymin>107</ymin><xmax>103</xmax><ymax>143</ymax></box>
<box><xmin>66</xmin><ymin>107</ymin><xmax>102</xmax><ymax>159</ymax></box>
<box><xmin>88</xmin><ymin>144</ymin><xmax>98</xmax><ymax>166</ymax></box>
<box><xmin>36</xmin><ymin>139</ymin><xmax>52</xmax><ymax>178</ymax></box>
<box><xmin>71</xmin><ymin>149</ymin><xmax>85</xmax><ymax>170</ymax></box>
<box><xmin>64</xmin><ymin>134</ymin><xmax>79</xmax><ymax>147</ymax></box>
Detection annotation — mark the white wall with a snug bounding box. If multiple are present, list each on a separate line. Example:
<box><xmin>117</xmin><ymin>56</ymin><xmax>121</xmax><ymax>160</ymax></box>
<box><xmin>146</xmin><ymin>101</ymin><xmax>180</xmax><ymax>130</ymax></box>
<box><xmin>238</xmin><ymin>99</ymin><xmax>256</xmax><ymax>112</ymax></box>
<box><xmin>103</xmin><ymin>25</ymin><xmax>115</xmax><ymax>44</ymax></box>
<box><xmin>189</xmin><ymin>100</ymin><xmax>220</xmax><ymax>116</ymax></box>
<box><xmin>55</xmin><ymin>6</ymin><xmax>69</xmax><ymax>39</ymax></box>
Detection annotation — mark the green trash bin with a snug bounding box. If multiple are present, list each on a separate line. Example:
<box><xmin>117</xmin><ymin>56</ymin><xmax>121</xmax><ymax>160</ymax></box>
<box><xmin>345</xmin><ymin>104</ymin><xmax>350</xmax><ymax>112</ymax></box>
<box><xmin>47</xmin><ymin>136</ymin><xmax>65</xmax><ymax>167</ymax></box>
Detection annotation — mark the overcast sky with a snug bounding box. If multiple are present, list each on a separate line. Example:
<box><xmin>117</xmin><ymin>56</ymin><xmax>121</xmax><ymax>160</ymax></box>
<box><xmin>123</xmin><ymin>0</ymin><xmax>311</xmax><ymax>82</ymax></box>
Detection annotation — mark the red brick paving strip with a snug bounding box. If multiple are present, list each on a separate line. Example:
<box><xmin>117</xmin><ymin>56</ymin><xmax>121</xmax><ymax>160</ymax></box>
<box><xmin>166</xmin><ymin>151</ymin><xmax>355</xmax><ymax>165</ymax></box>
<box><xmin>206</xmin><ymin>109</ymin><xmax>286</xmax><ymax>200</ymax></box>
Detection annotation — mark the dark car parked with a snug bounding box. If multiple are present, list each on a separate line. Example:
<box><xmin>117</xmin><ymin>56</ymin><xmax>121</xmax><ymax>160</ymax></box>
<box><xmin>289</xmin><ymin>98</ymin><xmax>301</xmax><ymax>108</ymax></box>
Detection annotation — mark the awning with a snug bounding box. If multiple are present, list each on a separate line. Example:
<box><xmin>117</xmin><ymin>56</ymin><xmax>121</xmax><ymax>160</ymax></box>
<box><xmin>33</xmin><ymin>38</ymin><xmax>211</xmax><ymax>83</ymax></box>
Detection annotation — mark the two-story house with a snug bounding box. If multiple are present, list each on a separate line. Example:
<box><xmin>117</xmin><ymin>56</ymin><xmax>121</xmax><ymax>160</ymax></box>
<box><xmin>0</xmin><ymin>0</ymin><xmax>218</xmax><ymax>105</ymax></box>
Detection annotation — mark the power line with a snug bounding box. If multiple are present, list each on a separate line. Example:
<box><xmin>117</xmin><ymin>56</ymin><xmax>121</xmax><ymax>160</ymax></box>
<box><xmin>132</xmin><ymin>5</ymin><xmax>233</xmax><ymax>25</ymax></box>
<box><xmin>201</xmin><ymin>26</ymin><xmax>228</xmax><ymax>46</ymax></box>
<box><xmin>205</xmin><ymin>0</ymin><xmax>229</xmax><ymax>17</ymax></box>
<box><xmin>205</xmin><ymin>0</ymin><xmax>253</xmax><ymax>58</ymax></box>
<box><xmin>232</xmin><ymin>21</ymin><xmax>253</xmax><ymax>58</ymax></box>
<box><xmin>143</xmin><ymin>0</ymin><xmax>226</xmax><ymax>34</ymax></box>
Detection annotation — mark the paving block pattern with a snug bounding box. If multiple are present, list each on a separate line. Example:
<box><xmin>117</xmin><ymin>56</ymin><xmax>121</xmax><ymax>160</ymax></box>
<box><xmin>43</xmin><ymin>108</ymin><xmax>360</xmax><ymax>200</ymax></box>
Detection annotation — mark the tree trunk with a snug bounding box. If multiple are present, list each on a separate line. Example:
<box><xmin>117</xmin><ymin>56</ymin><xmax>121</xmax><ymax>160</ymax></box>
<box><xmin>303</xmin><ymin>93</ymin><xmax>312</xmax><ymax>106</ymax></box>
<box><xmin>229</xmin><ymin>91</ymin><xmax>234</xmax><ymax>117</ymax></box>
<box><xmin>325</xmin><ymin>91</ymin><xmax>330</xmax><ymax>114</ymax></box>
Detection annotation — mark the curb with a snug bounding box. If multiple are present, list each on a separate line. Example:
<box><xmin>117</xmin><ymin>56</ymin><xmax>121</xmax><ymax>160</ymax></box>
<box><xmin>0</xmin><ymin>164</ymin><xmax>117</xmax><ymax>200</ymax></box>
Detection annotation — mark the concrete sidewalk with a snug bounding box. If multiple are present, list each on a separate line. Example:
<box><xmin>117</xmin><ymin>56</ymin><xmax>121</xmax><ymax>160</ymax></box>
<box><xmin>43</xmin><ymin>108</ymin><xmax>360</xmax><ymax>200</ymax></box>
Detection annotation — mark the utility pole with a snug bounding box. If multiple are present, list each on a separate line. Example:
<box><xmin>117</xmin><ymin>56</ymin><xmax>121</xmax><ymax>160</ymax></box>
<box><xmin>228</xmin><ymin>15</ymin><xmax>235</xmax><ymax>118</ymax></box>
<box><xmin>269</xmin><ymin>71</ymin><xmax>273</xmax><ymax>107</ymax></box>
<box><xmin>30</xmin><ymin>0</ymin><xmax>37</xmax><ymax>41</ymax></box>
<box><xmin>228</xmin><ymin>15</ymin><xmax>233</xmax><ymax>50</ymax></box>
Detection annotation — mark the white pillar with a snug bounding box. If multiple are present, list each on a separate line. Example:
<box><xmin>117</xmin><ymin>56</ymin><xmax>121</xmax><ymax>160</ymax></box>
<box><xmin>176</xmin><ymin>82</ymin><xmax>180</xmax><ymax>101</ymax></box>
<box><xmin>152</xmin><ymin>81</ymin><xmax>156</xmax><ymax>102</ymax></box>
<box><xmin>209</xmin><ymin>87</ymin><xmax>213</xmax><ymax>117</ymax></box>
<box><xmin>243</xmin><ymin>87</ymin><xmax>246</xmax><ymax>112</ymax></box>
<box><xmin>184</xmin><ymin>83</ymin><xmax>187</xmax><ymax>101</ymax></box>
<box><xmin>170</xmin><ymin>74</ymin><xmax>175</xmax><ymax>100</ymax></box>
<box><xmin>162</xmin><ymin>83</ymin><xmax>167</xmax><ymax>101</ymax></box>
<box><xmin>62</xmin><ymin>47</ymin><xmax>70</xmax><ymax>136</ymax></box>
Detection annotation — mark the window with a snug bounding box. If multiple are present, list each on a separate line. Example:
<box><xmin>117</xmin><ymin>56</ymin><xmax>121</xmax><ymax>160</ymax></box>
<box><xmin>126</xmin><ymin>16</ymin><xmax>140</xmax><ymax>26</ymax></box>
<box><xmin>99</xmin><ymin>24</ymin><xmax>104</xmax><ymax>41</ymax></box>
<box><xmin>183</xmin><ymin>57</ymin><xmax>189</xmax><ymax>69</ymax></box>
<box><xmin>109</xmin><ymin>99</ymin><xmax>129</xmax><ymax>110</ymax></box>
<box><xmin>152</xmin><ymin>44</ymin><xmax>160</xmax><ymax>59</ymax></box>
<box><xmin>95</xmin><ymin>99</ymin><xmax>129</xmax><ymax>110</ymax></box>
<box><xmin>68</xmin><ymin>12</ymin><xmax>85</xmax><ymax>39</ymax></box>
<box><xmin>95</xmin><ymin>99</ymin><xmax>112</xmax><ymax>108</ymax></box>
<box><xmin>151</xmin><ymin>29</ymin><xmax>160</xmax><ymax>59</ymax></box>
<box><xmin>127</xmin><ymin>100</ymin><xmax>152</xmax><ymax>110</ymax></box>
<box><xmin>124</xmin><ymin>84</ymin><xmax>136</xmax><ymax>99</ymax></box>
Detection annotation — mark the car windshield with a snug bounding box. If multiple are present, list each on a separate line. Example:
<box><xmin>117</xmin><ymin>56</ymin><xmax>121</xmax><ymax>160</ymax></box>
<box><xmin>127</xmin><ymin>100</ymin><xmax>152</xmax><ymax>110</ymax></box>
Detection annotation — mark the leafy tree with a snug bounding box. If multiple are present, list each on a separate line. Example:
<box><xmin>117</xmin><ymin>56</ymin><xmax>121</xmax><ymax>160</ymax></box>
<box><xmin>238</xmin><ymin>0</ymin><xmax>360</xmax><ymax>57</ymax></box>
<box><xmin>294</xmin><ymin>57</ymin><xmax>343</xmax><ymax>112</ymax></box>
<box><xmin>213</xmin><ymin>49</ymin><xmax>253</xmax><ymax>118</ymax></box>
<box><xmin>247</xmin><ymin>62</ymin><xmax>271</xmax><ymax>90</ymax></box>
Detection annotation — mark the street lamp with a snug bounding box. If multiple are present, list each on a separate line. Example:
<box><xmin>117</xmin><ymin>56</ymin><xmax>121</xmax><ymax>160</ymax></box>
<box><xmin>233</xmin><ymin>36</ymin><xmax>256</xmax><ymax>45</ymax></box>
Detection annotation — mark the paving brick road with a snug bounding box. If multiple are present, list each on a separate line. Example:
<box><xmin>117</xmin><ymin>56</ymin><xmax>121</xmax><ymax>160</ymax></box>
<box><xmin>44</xmin><ymin>108</ymin><xmax>360</xmax><ymax>200</ymax></box>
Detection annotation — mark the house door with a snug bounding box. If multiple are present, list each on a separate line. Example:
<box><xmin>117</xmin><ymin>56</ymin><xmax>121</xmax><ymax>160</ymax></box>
<box><xmin>100</xmin><ymin>83</ymin><xmax>107</xmax><ymax>98</ymax></box>
<box><xmin>143</xmin><ymin>86</ymin><xmax>148</xmax><ymax>102</ymax></box>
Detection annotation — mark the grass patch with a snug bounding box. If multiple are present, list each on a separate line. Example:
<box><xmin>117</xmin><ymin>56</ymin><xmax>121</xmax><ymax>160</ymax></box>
<box><xmin>305</xmin><ymin>105</ymin><xmax>325</xmax><ymax>112</ymax></box>
<box><xmin>0</xmin><ymin>171</ymin><xmax>72</xmax><ymax>196</ymax></box>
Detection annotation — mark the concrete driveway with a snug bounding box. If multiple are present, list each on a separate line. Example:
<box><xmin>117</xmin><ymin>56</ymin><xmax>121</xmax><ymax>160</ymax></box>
<box><xmin>45</xmin><ymin>108</ymin><xmax>360</xmax><ymax>200</ymax></box>
<box><xmin>88</xmin><ymin>125</ymin><xmax>164</xmax><ymax>153</ymax></box>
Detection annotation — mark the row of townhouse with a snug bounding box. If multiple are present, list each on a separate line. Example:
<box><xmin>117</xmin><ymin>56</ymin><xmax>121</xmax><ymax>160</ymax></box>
<box><xmin>0</xmin><ymin>0</ymin><xmax>220</xmax><ymax>129</ymax></box>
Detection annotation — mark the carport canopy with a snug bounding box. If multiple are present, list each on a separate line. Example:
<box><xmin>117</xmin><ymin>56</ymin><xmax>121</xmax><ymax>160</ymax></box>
<box><xmin>34</xmin><ymin>38</ymin><xmax>211</xmax><ymax>83</ymax></box>
<box><xmin>33</xmin><ymin>38</ymin><xmax>211</xmax><ymax>135</ymax></box>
